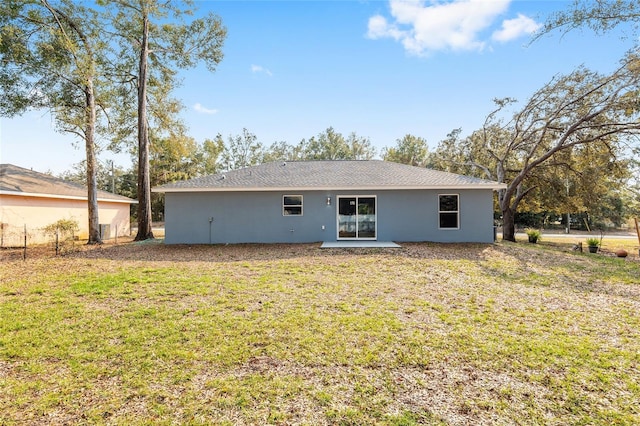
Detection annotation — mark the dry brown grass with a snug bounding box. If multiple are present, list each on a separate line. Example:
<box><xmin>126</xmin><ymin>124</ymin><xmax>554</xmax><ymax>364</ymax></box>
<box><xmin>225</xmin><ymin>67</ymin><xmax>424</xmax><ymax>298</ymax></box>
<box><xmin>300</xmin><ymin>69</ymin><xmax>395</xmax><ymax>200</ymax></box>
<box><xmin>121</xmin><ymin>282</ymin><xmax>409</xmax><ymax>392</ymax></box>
<box><xmin>1</xmin><ymin>239</ymin><xmax>639</xmax><ymax>425</ymax></box>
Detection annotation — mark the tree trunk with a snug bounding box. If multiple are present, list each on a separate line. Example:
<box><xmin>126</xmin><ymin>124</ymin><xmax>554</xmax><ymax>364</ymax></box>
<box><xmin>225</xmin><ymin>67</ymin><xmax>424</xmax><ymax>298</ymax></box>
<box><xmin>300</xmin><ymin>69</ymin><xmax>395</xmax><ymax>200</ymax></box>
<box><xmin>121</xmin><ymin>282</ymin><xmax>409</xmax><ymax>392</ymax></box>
<box><xmin>502</xmin><ymin>207</ymin><xmax>516</xmax><ymax>242</ymax></box>
<box><xmin>40</xmin><ymin>0</ymin><xmax>102</xmax><ymax>244</ymax></box>
<box><xmin>135</xmin><ymin>14</ymin><xmax>154</xmax><ymax>241</ymax></box>
<box><xmin>85</xmin><ymin>77</ymin><xmax>102</xmax><ymax>245</ymax></box>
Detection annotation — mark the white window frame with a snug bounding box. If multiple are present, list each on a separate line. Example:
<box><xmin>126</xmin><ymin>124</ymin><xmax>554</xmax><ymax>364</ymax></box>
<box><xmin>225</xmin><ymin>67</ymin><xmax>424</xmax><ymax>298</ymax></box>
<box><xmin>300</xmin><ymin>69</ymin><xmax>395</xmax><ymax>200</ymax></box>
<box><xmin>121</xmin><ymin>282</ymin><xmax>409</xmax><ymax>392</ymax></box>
<box><xmin>283</xmin><ymin>195</ymin><xmax>303</xmax><ymax>216</ymax></box>
<box><xmin>438</xmin><ymin>194</ymin><xmax>459</xmax><ymax>230</ymax></box>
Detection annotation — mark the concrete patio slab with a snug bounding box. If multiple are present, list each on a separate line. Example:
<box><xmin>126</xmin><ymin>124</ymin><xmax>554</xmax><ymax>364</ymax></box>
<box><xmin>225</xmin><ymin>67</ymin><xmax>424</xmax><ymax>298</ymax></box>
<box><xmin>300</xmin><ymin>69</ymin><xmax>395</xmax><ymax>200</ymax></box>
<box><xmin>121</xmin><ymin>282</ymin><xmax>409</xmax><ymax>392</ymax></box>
<box><xmin>320</xmin><ymin>241</ymin><xmax>401</xmax><ymax>248</ymax></box>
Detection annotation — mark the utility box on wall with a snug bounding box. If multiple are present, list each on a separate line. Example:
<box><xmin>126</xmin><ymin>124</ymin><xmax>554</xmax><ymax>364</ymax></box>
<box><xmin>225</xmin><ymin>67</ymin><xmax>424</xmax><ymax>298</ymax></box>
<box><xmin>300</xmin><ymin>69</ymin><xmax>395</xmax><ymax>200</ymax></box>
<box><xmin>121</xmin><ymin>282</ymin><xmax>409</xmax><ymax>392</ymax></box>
<box><xmin>99</xmin><ymin>224</ymin><xmax>111</xmax><ymax>240</ymax></box>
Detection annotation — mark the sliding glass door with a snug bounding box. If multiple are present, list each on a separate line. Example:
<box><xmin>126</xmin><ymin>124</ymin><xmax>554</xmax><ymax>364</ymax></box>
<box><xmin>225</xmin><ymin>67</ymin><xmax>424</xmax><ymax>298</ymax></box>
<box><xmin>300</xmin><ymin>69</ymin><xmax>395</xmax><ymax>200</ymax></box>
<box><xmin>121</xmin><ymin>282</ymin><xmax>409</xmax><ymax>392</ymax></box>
<box><xmin>337</xmin><ymin>196</ymin><xmax>376</xmax><ymax>240</ymax></box>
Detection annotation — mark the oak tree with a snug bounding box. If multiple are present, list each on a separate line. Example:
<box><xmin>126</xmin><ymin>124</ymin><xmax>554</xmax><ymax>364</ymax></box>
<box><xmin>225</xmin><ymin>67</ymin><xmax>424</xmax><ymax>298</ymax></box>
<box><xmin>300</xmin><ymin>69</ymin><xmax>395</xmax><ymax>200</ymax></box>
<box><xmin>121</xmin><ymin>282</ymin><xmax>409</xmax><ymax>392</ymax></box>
<box><xmin>432</xmin><ymin>58</ymin><xmax>640</xmax><ymax>241</ymax></box>
<box><xmin>536</xmin><ymin>0</ymin><xmax>640</xmax><ymax>40</ymax></box>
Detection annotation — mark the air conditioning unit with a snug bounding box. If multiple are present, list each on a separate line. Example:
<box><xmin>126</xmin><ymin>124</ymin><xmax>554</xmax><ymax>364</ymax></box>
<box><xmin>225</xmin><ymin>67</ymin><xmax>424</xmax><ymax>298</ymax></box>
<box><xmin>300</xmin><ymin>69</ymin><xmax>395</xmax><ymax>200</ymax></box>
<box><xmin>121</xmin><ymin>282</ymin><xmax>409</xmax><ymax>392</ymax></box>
<box><xmin>99</xmin><ymin>224</ymin><xmax>111</xmax><ymax>240</ymax></box>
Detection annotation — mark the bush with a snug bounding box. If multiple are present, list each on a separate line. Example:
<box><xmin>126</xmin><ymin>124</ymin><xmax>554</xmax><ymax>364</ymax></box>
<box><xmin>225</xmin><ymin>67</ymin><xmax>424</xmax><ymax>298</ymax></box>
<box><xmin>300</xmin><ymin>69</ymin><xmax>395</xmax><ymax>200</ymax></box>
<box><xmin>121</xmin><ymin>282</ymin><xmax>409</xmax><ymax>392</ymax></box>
<box><xmin>525</xmin><ymin>228</ymin><xmax>541</xmax><ymax>243</ymax></box>
<box><xmin>586</xmin><ymin>237</ymin><xmax>600</xmax><ymax>247</ymax></box>
<box><xmin>42</xmin><ymin>219</ymin><xmax>80</xmax><ymax>255</ymax></box>
<box><xmin>42</xmin><ymin>219</ymin><xmax>79</xmax><ymax>240</ymax></box>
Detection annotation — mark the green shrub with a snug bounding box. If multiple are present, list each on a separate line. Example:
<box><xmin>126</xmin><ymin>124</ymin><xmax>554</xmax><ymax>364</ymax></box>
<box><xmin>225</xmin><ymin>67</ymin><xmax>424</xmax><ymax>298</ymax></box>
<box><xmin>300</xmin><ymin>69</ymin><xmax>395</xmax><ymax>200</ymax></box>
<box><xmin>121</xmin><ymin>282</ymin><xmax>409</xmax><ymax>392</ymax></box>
<box><xmin>42</xmin><ymin>218</ymin><xmax>79</xmax><ymax>240</ymax></box>
<box><xmin>586</xmin><ymin>237</ymin><xmax>600</xmax><ymax>247</ymax></box>
<box><xmin>525</xmin><ymin>228</ymin><xmax>541</xmax><ymax>243</ymax></box>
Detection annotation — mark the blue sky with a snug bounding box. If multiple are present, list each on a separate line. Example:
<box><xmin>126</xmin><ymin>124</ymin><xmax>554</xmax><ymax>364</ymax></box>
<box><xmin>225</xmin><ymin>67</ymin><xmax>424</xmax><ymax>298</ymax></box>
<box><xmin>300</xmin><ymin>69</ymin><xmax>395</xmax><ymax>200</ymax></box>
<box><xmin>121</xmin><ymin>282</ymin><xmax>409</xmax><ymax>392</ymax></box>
<box><xmin>0</xmin><ymin>0</ymin><xmax>634</xmax><ymax>174</ymax></box>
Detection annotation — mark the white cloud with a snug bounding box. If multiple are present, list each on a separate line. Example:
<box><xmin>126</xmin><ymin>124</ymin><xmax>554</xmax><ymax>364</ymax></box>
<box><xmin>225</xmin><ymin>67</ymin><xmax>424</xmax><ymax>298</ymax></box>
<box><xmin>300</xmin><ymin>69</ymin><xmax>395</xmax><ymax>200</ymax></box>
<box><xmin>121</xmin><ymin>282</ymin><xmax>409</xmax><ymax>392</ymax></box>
<box><xmin>367</xmin><ymin>15</ymin><xmax>406</xmax><ymax>41</ymax></box>
<box><xmin>193</xmin><ymin>103</ymin><xmax>218</xmax><ymax>115</ymax></box>
<box><xmin>251</xmin><ymin>64</ymin><xmax>273</xmax><ymax>77</ymax></box>
<box><xmin>492</xmin><ymin>13</ymin><xmax>541</xmax><ymax>42</ymax></box>
<box><xmin>368</xmin><ymin>0</ymin><xmax>536</xmax><ymax>56</ymax></box>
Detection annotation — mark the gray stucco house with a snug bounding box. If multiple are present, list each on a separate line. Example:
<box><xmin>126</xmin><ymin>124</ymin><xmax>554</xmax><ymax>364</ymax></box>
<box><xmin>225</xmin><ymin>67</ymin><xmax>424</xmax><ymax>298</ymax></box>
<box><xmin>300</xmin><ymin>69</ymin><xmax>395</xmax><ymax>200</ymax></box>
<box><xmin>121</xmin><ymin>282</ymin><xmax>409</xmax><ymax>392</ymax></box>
<box><xmin>154</xmin><ymin>160</ymin><xmax>506</xmax><ymax>244</ymax></box>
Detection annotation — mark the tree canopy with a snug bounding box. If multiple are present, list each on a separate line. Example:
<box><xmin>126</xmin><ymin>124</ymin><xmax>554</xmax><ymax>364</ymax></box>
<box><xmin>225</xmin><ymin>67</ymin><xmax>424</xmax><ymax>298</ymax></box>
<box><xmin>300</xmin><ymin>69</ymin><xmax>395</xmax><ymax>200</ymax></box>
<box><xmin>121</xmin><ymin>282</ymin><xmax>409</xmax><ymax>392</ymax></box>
<box><xmin>300</xmin><ymin>127</ymin><xmax>376</xmax><ymax>161</ymax></box>
<box><xmin>432</xmin><ymin>57</ymin><xmax>640</xmax><ymax>241</ymax></box>
<box><xmin>99</xmin><ymin>0</ymin><xmax>226</xmax><ymax>240</ymax></box>
<box><xmin>382</xmin><ymin>134</ymin><xmax>429</xmax><ymax>167</ymax></box>
<box><xmin>216</xmin><ymin>127</ymin><xmax>376</xmax><ymax>169</ymax></box>
<box><xmin>1</xmin><ymin>0</ymin><xmax>116</xmax><ymax>244</ymax></box>
<box><xmin>1</xmin><ymin>0</ymin><xmax>227</xmax><ymax>242</ymax></box>
<box><xmin>535</xmin><ymin>0</ymin><xmax>640</xmax><ymax>40</ymax></box>
<box><xmin>220</xmin><ymin>129</ymin><xmax>265</xmax><ymax>171</ymax></box>
<box><xmin>533</xmin><ymin>0</ymin><xmax>640</xmax><ymax>227</ymax></box>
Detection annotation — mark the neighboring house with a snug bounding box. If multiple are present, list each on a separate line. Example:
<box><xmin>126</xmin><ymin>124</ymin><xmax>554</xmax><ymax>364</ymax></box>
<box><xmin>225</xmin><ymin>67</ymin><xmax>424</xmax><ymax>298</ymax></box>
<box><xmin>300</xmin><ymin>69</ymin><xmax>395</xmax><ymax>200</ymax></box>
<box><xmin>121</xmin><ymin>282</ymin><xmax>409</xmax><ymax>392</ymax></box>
<box><xmin>0</xmin><ymin>164</ymin><xmax>136</xmax><ymax>246</ymax></box>
<box><xmin>154</xmin><ymin>160</ymin><xmax>506</xmax><ymax>245</ymax></box>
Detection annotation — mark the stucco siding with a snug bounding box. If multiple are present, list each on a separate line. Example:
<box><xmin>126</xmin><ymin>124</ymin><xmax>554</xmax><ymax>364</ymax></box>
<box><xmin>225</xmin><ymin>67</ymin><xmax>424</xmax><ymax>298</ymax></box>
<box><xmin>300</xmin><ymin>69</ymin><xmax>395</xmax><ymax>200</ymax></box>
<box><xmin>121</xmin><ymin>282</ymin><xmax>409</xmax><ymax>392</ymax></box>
<box><xmin>375</xmin><ymin>189</ymin><xmax>495</xmax><ymax>242</ymax></box>
<box><xmin>165</xmin><ymin>191</ymin><xmax>334</xmax><ymax>244</ymax></box>
<box><xmin>164</xmin><ymin>189</ymin><xmax>496</xmax><ymax>244</ymax></box>
<box><xmin>0</xmin><ymin>194</ymin><xmax>131</xmax><ymax>245</ymax></box>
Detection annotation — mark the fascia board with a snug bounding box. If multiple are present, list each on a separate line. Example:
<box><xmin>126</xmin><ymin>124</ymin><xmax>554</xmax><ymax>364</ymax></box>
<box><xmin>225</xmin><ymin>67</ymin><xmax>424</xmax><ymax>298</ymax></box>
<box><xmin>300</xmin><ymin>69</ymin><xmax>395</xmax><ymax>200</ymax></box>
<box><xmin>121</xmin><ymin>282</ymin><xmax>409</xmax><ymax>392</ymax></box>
<box><xmin>154</xmin><ymin>184</ymin><xmax>507</xmax><ymax>193</ymax></box>
<box><xmin>0</xmin><ymin>190</ymin><xmax>138</xmax><ymax>204</ymax></box>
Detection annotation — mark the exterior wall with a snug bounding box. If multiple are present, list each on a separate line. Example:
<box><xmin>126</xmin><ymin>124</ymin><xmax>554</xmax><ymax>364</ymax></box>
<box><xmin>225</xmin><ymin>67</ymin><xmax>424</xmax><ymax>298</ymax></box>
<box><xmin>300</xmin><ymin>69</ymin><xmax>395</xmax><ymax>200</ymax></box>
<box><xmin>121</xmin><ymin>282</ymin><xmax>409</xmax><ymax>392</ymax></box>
<box><xmin>164</xmin><ymin>189</ymin><xmax>496</xmax><ymax>244</ymax></box>
<box><xmin>0</xmin><ymin>194</ymin><xmax>131</xmax><ymax>246</ymax></box>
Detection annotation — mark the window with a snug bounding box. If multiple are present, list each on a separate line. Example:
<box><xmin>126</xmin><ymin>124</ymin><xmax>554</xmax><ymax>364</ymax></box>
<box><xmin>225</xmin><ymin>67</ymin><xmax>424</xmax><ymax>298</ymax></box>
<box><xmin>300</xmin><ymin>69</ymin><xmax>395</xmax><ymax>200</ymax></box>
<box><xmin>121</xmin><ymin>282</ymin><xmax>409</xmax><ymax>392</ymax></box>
<box><xmin>283</xmin><ymin>195</ymin><xmax>303</xmax><ymax>216</ymax></box>
<box><xmin>337</xmin><ymin>196</ymin><xmax>376</xmax><ymax>239</ymax></box>
<box><xmin>439</xmin><ymin>194</ymin><xmax>459</xmax><ymax>229</ymax></box>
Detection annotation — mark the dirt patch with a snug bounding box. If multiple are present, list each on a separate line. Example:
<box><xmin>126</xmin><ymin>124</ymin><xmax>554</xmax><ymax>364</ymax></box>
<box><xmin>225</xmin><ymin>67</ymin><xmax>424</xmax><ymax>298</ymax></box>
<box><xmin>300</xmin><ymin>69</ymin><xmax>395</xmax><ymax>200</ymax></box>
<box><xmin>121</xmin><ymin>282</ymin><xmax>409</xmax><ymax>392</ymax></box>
<box><xmin>2</xmin><ymin>238</ymin><xmax>497</xmax><ymax>262</ymax></box>
<box><xmin>4</xmin><ymin>236</ymin><xmax>638</xmax><ymax>265</ymax></box>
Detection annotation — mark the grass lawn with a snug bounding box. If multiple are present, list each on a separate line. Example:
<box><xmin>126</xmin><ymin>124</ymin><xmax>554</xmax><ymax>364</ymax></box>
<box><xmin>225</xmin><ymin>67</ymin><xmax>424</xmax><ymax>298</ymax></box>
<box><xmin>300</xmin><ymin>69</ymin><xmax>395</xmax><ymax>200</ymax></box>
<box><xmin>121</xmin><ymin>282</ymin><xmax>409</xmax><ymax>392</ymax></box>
<box><xmin>1</xmin><ymin>240</ymin><xmax>639</xmax><ymax>425</ymax></box>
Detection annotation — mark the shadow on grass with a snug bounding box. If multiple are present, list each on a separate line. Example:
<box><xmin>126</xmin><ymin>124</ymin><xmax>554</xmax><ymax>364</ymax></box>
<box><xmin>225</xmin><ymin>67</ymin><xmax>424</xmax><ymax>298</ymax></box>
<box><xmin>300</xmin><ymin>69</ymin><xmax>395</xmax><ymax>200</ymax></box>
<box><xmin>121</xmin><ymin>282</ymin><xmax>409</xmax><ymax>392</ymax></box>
<box><xmin>481</xmin><ymin>241</ymin><xmax>640</xmax><ymax>302</ymax></box>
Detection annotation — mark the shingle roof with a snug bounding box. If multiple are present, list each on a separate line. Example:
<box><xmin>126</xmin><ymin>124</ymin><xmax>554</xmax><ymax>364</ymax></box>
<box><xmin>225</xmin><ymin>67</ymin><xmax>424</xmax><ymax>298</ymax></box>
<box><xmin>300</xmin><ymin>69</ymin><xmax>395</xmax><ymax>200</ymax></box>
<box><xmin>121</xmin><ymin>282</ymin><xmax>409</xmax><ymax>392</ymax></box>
<box><xmin>0</xmin><ymin>164</ymin><xmax>136</xmax><ymax>203</ymax></box>
<box><xmin>154</xmin><ymin>160</ymin><xmax>505</xmax><ymax>192</ymax></box>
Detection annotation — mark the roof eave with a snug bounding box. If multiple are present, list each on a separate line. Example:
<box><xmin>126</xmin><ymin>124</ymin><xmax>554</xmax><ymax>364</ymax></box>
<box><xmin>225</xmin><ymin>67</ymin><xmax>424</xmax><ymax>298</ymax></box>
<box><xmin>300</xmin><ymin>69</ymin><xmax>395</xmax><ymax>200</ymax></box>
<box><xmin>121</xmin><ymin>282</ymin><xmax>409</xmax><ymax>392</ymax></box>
<box><xmin>154</xmin><ymin>184</ymin><xmax>507</xmax><ymax>193</ymax></box>
<box><xmin>0</xmin><ymin>190</ymin><xmax>138</xmax><ymax>204</ymax></box>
